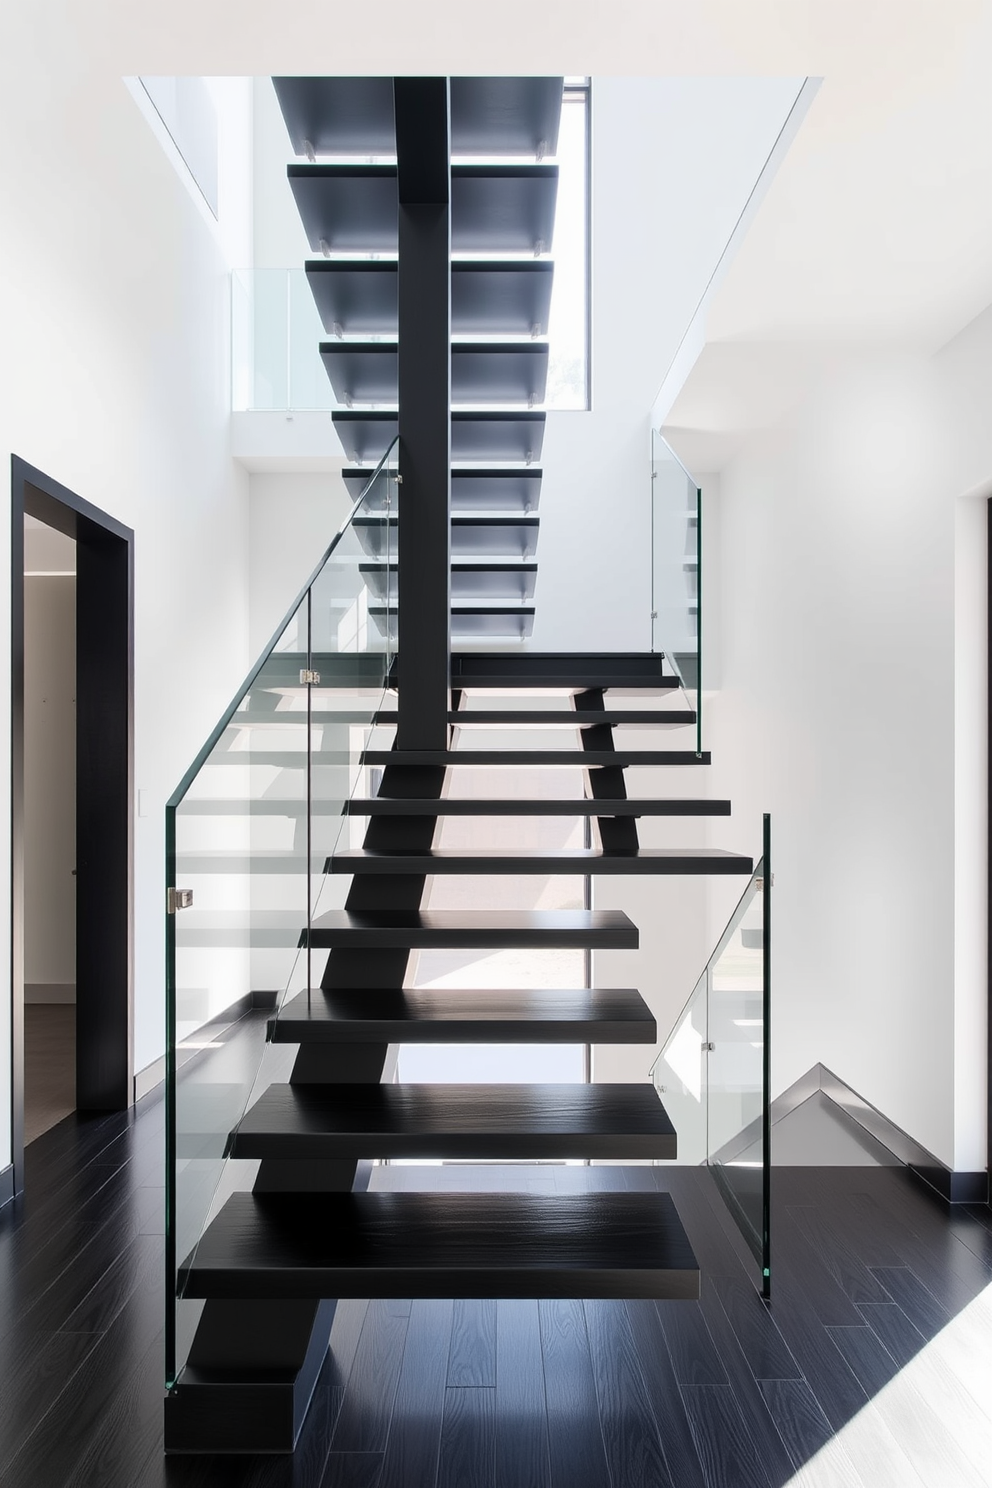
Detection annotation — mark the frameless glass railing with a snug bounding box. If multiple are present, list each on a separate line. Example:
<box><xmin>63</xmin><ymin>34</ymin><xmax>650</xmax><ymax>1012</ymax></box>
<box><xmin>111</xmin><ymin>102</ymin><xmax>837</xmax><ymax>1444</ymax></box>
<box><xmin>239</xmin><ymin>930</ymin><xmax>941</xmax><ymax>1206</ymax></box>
<box><xmin>651</xmin><ymin>429</ymin><xmax>701</xmax><ymax>754</ymax></box>
<box><xmin>651</xmin><ymin>814</ymin><xmax>771</xmax><ymax>1296</ymax></box>
<box><xmin>164</xmin><ymin>440</ymin><xmax>398</xmax><ymax>1391</ymax></box>
<box><xmin>232</xmin><ymin>267</ymin><xmax>338</xmax><ymax>412</ymax></box>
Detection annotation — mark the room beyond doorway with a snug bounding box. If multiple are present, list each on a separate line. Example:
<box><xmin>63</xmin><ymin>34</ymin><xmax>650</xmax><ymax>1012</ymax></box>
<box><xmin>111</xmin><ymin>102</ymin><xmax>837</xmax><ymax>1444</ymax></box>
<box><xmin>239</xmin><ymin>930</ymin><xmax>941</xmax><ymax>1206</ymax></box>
<box><xmin>9</xmin><ymin>457</ymin><xmax>135</xmax><ymax>1195</ymax></box>
<box><xmin>23</xmin><ymin>514</ymin><xmax>77</xmax><ymax>1142</ymax></box>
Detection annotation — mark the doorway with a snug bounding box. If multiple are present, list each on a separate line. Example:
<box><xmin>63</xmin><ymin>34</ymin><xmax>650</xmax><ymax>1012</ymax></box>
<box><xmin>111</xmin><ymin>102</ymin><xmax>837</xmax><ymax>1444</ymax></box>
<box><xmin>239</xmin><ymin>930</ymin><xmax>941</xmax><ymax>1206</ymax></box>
<box><xmin>10</xmin><ymin>457</ymin><xmax>134</xmax><ymax>1194</ymax></box>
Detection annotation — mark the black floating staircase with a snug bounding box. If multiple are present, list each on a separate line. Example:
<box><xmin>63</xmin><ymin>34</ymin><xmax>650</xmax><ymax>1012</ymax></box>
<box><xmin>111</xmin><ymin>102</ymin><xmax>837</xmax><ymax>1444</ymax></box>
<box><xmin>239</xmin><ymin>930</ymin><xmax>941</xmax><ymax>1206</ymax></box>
<box><xmin>168</xmin><ymin>659</ymin><xmax>752</xmax><ymax>1451</ymax></box>
<box><xmin>165</xmin><ymin>79</ymin><xmax>746</xmax><ymax>1456</ymax></box>
<box><xmin>282</xmin><ymin>70</ymin><xmax>557</xmax><ymax>642</ymax></box>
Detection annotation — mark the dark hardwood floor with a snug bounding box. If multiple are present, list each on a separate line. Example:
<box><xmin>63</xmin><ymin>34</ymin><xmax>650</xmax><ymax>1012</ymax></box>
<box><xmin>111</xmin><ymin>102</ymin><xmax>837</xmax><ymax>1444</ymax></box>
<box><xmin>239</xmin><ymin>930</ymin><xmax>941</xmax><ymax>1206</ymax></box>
<box><xmin>2</xmin><ymin>1009</ymin><xmax>991</xmax><ymax>1487</ymax></box>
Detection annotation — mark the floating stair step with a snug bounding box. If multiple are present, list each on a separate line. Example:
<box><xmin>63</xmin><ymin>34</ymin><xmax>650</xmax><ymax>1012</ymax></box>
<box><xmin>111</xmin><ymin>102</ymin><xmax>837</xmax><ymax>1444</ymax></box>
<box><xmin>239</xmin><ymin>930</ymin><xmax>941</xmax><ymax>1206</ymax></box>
<box><xmin>179</xmin><ymin>1191</ymin><xmax>699</xmax><ymax>1301</ymax></box>
<box><xmin>320</xmin><ymin>342</ymin><xmax>549</xmax><ymax>407</ymax></box>
<box><xmin>362</xmin><ymin>563</ymin><xmax>538</xmax><ymax>602</ymax></box>
<box><xmin>329</xmin><ymin>848</ymin><xmax>753</xmax><ymax>877</ymax></box>
<box><xmin>346</xmin><ymin>797</ymin><xmax>730</xmax><ymax>817</ymax></box>
<box><xmin>354</xmin><ymin>514</ymin><xmax>540</xmax><ymax>559</ymax></box>
<box><xmin>177</xmin><ymin>796</ymin><xmax>730</xmax><ymax>820</ymax></box>
<box><xmin>371</xmin><ymin>605</ymin><xmax>536</xmax><ymax>640</ymax></box>
<box><xmin>309</xmin><ymin>261</ymin><xmax>555</xmax><ymax>337</ymax></box>
<box><xmin>361</xmin><ymin>749</ymin><xmax>711</xmax><ymax>767</ymax></box>
<box><xmin>227</xmin><ymin>706</ymin><xmax>692</xmax><ymax>728</ymax></box>
<box><xmin>344</xmin><ymin>466</ymin><xmax>543</xmax><ymax>514</ymax></box>
<box><xmin>275</xmin><ymin>77</ymin><xmax>563</xmax><ymax>160</ymax></box>
<box><xmin>233</xmin><ymin>1082</ymin><xmax>677</xmax><ymax>1161</ymax></box>
<box><xmin>449</xmin><ymin>76</ymin><xmax>563</xmax><ymax>157</ymax></box>
<box><xmin>273</xmin><ymin>76</ymin><xmax>398</xmax><ymax>157</ymax></box>
<box><xmin>446</xmin><ymin>709</ymin><xmax>695</xmax><ymax>726</ymax></box>
<box><xmin>333</xmin><ymin>411</ymin><xmax>545</xmax><ymax>464</ymax></box>
<box><xmin>444</xmin><ymin>652</ymin><xmax>677</xmax><ymax>691</ymax></box>
<box><xmin>305</xmin><ymin>908</ymin><xmax>637</xmax><ymax>950</ymax></box>
<box><xmin>288</xmin><ymin>164</ymin><xmax>558</xmax><ymax>255</ymax></box>
<box><xmin>270</xmin><ymin>986</ymin><xmax>656</xmax><ymax>1044</ymax></box>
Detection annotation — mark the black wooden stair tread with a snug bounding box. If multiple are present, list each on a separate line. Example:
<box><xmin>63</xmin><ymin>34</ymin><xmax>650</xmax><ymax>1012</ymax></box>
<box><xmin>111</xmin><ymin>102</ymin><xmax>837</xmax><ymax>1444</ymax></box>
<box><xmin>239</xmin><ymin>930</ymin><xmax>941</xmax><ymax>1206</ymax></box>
<box><xmin>305</xmin><ymin>908</ymin><xmax>637</xmax><ymax>949</ymax></box>
<box><xmin>320</xmin><ymin>342</ymin><xmax>549</xmax><ymax>406</ymax></box>
<box><xmin>354</xmin><ymin>515</ymin><xmax>540</xmax><ymax>562</ymax></box>
<box><xmin>361</xmin><ymin>749</ymin><xmax>711</xmax><ymax>766</ymax></box>
<box><xmin>329</xmin><ymin>848</ymin><xmax>753</xmax><ymax>876</ymax></box>
<box><xmin>446</xmin><ymin>709</ymin><xmax>695</xmax><ymax>726</ymax></box>
<box><xmin>362</xmin><ymin>564</ymin><xmax>538</xmax><ymax>601</ymax></box>
<box><xmin>371</xmin><ymin>607</ymin><xmax>536</xmax><ymax>640</ymax></box>
<box><xmin>233</xmin><ymin>1083</ymin><xmax>677</xmax><ymax>1160</ymax></box>
<box><xmin>179</xmin><ymin>1191</ymin><xmax>699</xmax><ymax>1301</ymax></box>
<box><xmin>346</xmin><ymin>797</ymin><xmax>729</xmax><ymax>816</ymax></box>
<box><xmin>288</xmin><ymin>163</ymin><xmax>559</xmax><ymax>255</ymax></box>
<box><xmin>333</xmin><ymin>410</ymin><xmax>545</xmax><ymax>464</ymax></box>
<box><xmin>269</xmin><ymin>986</ymin><xmax>656</xmax><ymax>1043</ymax></box>
<box><xmin>309</xmin><ymin>260</ymin><xmax>555</xmax><ymax>338</ymax></box>
<box><xmin>443</xmin><ymin>652</ymin><xmax>678</xmax><ymax>690</ymax></box>
<box><xmin>343</xmin><ymin>466</ymin><xmax>543</xmax><ymax>514</ymax></box>
<box><xmin>274</xmin><ymin>77</ymin><xmax>563</xmax><ymax>160</ymax></box>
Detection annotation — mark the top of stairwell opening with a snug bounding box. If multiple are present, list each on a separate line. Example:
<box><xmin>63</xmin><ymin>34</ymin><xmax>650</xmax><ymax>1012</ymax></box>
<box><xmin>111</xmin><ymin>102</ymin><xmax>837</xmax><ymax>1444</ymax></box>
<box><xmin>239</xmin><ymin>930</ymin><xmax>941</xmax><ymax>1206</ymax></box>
<box><xmin>232</xmin><ymin>77</ymin><xmax>591</xmax><ymax>419</ymax></box>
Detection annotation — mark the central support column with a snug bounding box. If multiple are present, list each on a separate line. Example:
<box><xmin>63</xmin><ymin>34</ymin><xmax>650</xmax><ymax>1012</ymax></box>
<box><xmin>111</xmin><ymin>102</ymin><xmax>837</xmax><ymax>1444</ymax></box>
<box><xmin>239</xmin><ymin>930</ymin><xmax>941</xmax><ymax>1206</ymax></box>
<box><xmin>394</xmin><ymin>77</ymin><xmax>451</xmax><ymax>751</ymax></box>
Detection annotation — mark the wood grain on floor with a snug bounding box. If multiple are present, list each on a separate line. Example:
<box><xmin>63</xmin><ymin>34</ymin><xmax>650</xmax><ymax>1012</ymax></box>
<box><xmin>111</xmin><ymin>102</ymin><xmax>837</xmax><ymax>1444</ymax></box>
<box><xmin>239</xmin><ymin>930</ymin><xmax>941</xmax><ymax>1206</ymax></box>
<box><xmin>2</xmin><ymin>1009</ymin><xmax>991</xmax><ymax>1488</ymax></box>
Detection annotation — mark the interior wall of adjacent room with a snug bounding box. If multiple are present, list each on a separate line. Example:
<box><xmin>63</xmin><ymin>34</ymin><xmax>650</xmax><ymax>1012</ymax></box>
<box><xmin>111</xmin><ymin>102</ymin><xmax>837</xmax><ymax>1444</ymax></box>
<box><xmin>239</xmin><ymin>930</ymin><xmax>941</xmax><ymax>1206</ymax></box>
<box><xmin>676</xmin><ymin>314</ymin><xmax>992</xmax><ymax>1173</ymax></box>
<box><xmin>24</xmin><ymin>563</ymin><xmax>76</xmax><ymax>1002</ymax></box>
<box><xmin>0</xmin><ymin>61</ymin><xmax>254</xmax><ymax>1162</ymax></box>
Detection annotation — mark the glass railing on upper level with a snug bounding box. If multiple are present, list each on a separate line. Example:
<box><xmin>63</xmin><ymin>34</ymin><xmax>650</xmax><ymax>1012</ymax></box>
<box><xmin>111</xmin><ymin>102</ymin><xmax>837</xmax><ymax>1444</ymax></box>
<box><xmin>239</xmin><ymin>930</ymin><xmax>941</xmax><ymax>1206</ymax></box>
<box><xmin>231</xmin><ymin>269</ymin><xmax>704</xmax><ymax>749</ymax></box>
<box><xmin>651</xmin><ymin>430</ymin><xmax>701</xmax><ymax>755</ymax></box>
<box><xmin>651</xmin><ymin>815</ymin><xmax>771</xmax><ymax>1296</ymax></box>
<box><xmin>164</xmin><ymin>440</ymin><xmax>398</xmax><ymax>1392</ymax></box>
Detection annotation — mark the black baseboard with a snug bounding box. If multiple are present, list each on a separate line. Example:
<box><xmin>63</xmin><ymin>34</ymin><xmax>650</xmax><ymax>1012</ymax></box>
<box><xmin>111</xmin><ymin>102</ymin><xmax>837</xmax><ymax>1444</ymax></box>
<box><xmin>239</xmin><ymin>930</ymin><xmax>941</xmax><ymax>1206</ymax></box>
<box><xmin>0</xmin><ymin>1163</ymin><xmax>14</xmax><ymax>1210</ymax></box>
<box><xmin>910</xmin><ymin>1165</ymin><xmax>988</xmax><ymax>1205</ymax></box>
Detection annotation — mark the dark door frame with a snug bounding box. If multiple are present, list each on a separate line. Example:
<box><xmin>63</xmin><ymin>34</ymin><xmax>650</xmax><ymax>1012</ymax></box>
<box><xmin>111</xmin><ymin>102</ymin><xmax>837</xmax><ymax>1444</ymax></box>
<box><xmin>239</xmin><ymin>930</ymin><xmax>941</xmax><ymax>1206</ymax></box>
<box><xmin>10</xmin><ymin>456</ymin><xmax>134</xmax><ymax>1195</ymax></box>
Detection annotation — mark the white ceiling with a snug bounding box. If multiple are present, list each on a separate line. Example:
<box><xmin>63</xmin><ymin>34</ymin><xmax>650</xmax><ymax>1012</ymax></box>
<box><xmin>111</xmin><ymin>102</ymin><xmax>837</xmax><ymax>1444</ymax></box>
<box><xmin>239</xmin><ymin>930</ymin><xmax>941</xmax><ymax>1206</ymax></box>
<box><xmin>10</xmin><ymin>0</ymin><xmax>991</xmax><ymax>475</ymax></box>
<box><xmin>658</xmin><ymin>3</ymin><xmax>992</xmax><ymax>468</ymax></box>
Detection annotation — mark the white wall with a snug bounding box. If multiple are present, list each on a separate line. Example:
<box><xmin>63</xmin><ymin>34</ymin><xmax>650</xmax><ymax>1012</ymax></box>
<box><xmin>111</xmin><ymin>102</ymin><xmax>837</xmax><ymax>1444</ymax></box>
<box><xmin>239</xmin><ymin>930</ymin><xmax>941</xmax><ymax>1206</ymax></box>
<box><xmin>666</xmin><ymin>314</ymin><xmax>992</xmax><ymax>1172</ymax></box>
<box><xmin>248</xmin><ymin>471</ymin><xmax>351</xmax><ymax>656</ymax></box>
<box><xmin>0</xmin><ymin>49</ymin><xmax>255</xmax><ymax>1169</ymax></box>
<box><xmin>24</xmin><ymin>574</ymin><xmax>76</xmax><ymax>998</ymax></box>
<box><xmin>530</xmin><ymin>76</ymin><xmax>803</xmax><ymax>653</ymax></box>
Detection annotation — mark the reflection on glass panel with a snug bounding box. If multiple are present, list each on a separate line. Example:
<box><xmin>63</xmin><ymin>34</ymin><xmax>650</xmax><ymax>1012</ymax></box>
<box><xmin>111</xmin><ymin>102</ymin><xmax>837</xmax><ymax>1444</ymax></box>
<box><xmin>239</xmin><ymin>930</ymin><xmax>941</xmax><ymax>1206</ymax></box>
<box><xmin>231</xmin><ymin>268</ymin><xmax>334</xmax><ymax>412</ymax></box>
<box><xmin>650</xmin><ymin>816</ymin><xmax>770</xmax><ymax>1297</ymax></box>
<box><xmin>166</xmin><ymin>443</ymin><xmax>398</xmax><ymax>1390</ymax></box>
<box><xmin>651</xmin><ymin>972</ymin><xmax>707</xmax><ymax>1166</ymax></box>
<box><xmin>708</xmin><ymin>879</ymin><xmax>766</xmax><ymax>1266</ymax></box>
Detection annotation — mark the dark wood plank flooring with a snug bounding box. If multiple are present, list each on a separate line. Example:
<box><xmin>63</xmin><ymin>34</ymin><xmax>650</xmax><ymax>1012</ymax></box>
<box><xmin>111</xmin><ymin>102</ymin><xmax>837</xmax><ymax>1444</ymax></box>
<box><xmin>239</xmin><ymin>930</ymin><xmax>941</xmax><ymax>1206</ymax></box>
<box><xmin>1</xmin><ymin>1012</ymin><xmax>991</xmax><ymax>1487</ymax></box>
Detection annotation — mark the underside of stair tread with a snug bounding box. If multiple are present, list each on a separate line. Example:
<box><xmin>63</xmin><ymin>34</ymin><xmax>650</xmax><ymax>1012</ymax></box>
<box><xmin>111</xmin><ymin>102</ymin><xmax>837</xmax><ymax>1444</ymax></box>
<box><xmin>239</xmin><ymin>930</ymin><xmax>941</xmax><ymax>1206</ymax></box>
<box><xmin>328</xmin><ymin>847</ymin><xmax>753</xmax><ymax>876</ymax></box>
<box><xmin>308</xmin><ymin>259</ymin><xmax>555</xmax><ymax>338</ymax></box>
<box><xmin>179</xmin><ymin>1191</ymin><xmax>700</xmax><ymax>1301</ymax></box>
<box><xmin>361</xmin><ymin>749</ymin><xmax>710</xmax><ymax>767</ymax></box>
<box><xmin>232</xmin><ymin>1082</ymin><xmax>677</xmax><ymax>1160</ymax></box>
<box><xmin>346</xmin><ymin>797</ymin><xmax>730</xmax><ymax>816</ymax></box>
<box><xmin>269</xmin><ymin>986</ymin><xmax>656</xmax><ymax>1043</ymax></box>
<box><xmin>274</xmin><ymin>76</ymin><xmax>563</xmax><ymax>160</ymax></box>
<box><xmin>320</xmin><ymin>341</ymin><xmax>550</xmax><ymax>407</ymax></box>
<box><xmin>343</xmin><ymin>465</ymin><xmax>543</xmax><ymax>514</ymax></box>
<box><xmin>287</xmin><ymin>163</ymin><xmax>559</xmax><ymax>256</ymax></box>
<box><xmin>306</xmin><ymin>908</ymin><xmax>637</xmax><ymax>949</ymax></box>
